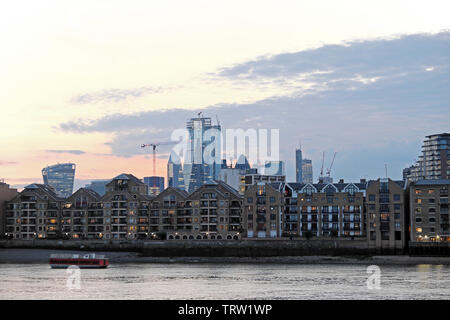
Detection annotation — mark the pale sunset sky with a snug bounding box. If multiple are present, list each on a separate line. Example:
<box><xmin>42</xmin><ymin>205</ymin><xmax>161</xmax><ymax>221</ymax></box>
<box><xmin>1</xmin><ymin>1</ymin><xmax>449</xmax><ymax>190</ymax></box>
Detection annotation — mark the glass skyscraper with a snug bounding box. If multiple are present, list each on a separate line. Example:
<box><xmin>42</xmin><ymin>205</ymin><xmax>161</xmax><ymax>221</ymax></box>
<box><xmin>143</xmin><ymin>176</ymin><xmax>165</xmax><ymax>195</ymax></box>
<box><xmin>42</xmin><ymin>163</ymin><xmax>76</xmax><ymax>198</ymax></box>
<box><xmin>183</xmin><ymin>115</ymin><xmax>221</xmax><ymax>192</ymax></box>
<box><xmin>296</xmin><ymin>148</ymin><xmax>303</xmax><ymax>183</ymax></box>
<box><xmin>302</xmin><ymin>159</ymin><xmax>313</xmax><ymax>183</ymax></box>
<box><xmin>167</xmin><ymin>151</ymin><xmax>184</xmax><ymax>190</ymax></box>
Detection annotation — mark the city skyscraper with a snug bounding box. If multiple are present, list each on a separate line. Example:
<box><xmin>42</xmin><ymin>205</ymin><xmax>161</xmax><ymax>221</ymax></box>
<box><xmin>183</xmin><ymin>114</ymin><xmax>221</xmax><ymax>192</ymax></box>
<box><xmin>302</xmin><ymin>159</ymin><xmax>313</xmax><ymax>183</ymax></box>
<box><xmin>144</xmin><ymin>176</ymin><xmax>165</xmax><ymax>195</ymax></box>
<box><xmin>42</xmin><ymin>163</ymin><xmax>76</xmax><ymax>198</ymax></box>
<box><xmin>407</xmin><ymin>133</ymin><xmax>450</xmax><ymax>181</ymax></box>
<box><xmin>167</xmin><ymin>151</ymin><xmax>184</xmax><ymax>190</ymax></box>
<box><xmin>296</xmin><ymin>148</ymin><xmax>303</xmax><ymax>183</ymax></box>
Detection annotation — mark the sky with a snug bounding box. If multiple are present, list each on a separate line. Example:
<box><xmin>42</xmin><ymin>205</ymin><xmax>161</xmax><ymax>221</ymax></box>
<box><xmin>0</xmin><ymin>0</ymin><xmax>449</xmax><ymax>190</ymax></box>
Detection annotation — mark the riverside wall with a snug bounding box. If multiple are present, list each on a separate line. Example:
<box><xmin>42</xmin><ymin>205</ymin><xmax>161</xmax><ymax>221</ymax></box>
<box><xmin>0</xmin><ymin>238</ymin><xmax>381</xmax><ymax>256</ymax></box>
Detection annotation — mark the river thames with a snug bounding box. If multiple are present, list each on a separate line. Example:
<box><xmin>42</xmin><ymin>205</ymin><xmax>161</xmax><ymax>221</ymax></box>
<box><xmin>1</xmin><ymin>263</ymin><xmax>449</xmax><ymax>299</ymax></box>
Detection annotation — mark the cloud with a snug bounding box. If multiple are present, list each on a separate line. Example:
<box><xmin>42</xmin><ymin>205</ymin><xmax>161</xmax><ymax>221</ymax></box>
<box><xmin>215</xmin><ymin>31</ymin><xmax>450</xmax><ymax>87</ymax></box>
<box><xmin>0</xmin><ymin>161</ymin><xmax>17</xmax><ymax>166</ymax></box>
<box><xmin>70</xmin><ymin>86</ymin><xmax>177</xmax><ymax>104</ymax></box>
<box><xmin>58</xmin><ymin>31</ymin><xmax>450</xmax><ymax>180</ymax></box>
<box><xmin>45</xmin><ymin>149</ymin><xmax>86</xmax><ymax>155</ymax></box>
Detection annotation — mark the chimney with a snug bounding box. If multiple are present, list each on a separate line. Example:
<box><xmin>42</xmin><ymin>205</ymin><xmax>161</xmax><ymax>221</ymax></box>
<box><xmin>360</xmin><ymin>179</ymin><xmax>366</xmax><ymax>183</ymax></box>
<box><xmin>339</xmin><ymin>179</ymin><xmax>344</xmax><ymax>183</ymax></box>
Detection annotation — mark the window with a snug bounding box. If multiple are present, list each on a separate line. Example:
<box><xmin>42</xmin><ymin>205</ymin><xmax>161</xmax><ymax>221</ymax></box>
<box><xmin>416</xmin><ymin>217</ymin><xmax>422</xmax><ymax>223</ymax></box>
<box><xmin>270</xmin><ymin>196</ymin><xmax>275</xmax><ymax>203</ymax></box>
<box><xmin>393</xmin><ymin>194</ymin><xmax>401</xmax><ymax>201</ymax></box>
<box><xmin>415</xmin><ymin>189</ymin><xmax>422</xmax><ymax>195</ymax></box>
<box><xmin>369</xmin><ymin>194</ymin><xmax>376</xmax><ymax>201</ymax></box>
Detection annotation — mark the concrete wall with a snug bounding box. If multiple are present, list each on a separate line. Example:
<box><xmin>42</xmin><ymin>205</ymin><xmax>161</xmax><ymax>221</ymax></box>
<box><xmin>0</xmin><ymin>239</ymin><xmax>377</xmax><ymax>256</ymax></box>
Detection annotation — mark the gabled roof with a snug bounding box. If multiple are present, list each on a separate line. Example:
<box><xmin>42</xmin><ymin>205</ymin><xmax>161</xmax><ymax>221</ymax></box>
<box><xmin>283</xmin><ymin>181</ymin><xmax>367</xmax><ymax>193</ymax></box>
<box><xmin>113</xmin><ymin>174</ymin><xmax>130</xmax><ymax>180</ymax></box>
<box><xmin>152</xmin><ymin>187</ymin><xmax>189</xmax><ymax>201</ymax></box>
<box><xmin>21</xmin><ymin>183</ymin><xmax>62</xmax><ymax>200</ymax></box>
<box><xmin>321</xmin><ymin>183</ymin><xmax>339</xmax><ymax>193</ymax></box>
<box><xmin>67</xmin><ymin>187</ymin><xmax>101</xmax><ymax>201</ymax></box>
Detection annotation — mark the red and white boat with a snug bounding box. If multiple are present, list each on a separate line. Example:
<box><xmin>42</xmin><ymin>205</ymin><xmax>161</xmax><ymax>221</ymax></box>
<box><xmin>49</xmin><ymin>253</ymin><xmax>109</xmax><ymax>269</ymax></box>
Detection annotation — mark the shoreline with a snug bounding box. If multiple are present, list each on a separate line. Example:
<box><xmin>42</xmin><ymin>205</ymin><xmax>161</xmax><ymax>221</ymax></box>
<box><xmin>2</xmin><ymin>248</ymin><xmax>450</xmax><ymax>265</ymax></box>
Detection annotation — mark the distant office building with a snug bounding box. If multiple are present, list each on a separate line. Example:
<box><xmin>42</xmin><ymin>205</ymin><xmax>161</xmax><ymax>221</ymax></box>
<box><xmin>409</xmin><ymin>179</ymin><xmax>450</xmax><ymax>242</ymax></box>
<box><xmin>264</xmin><ymin>161</ymin><xmax>285</xmax><ymax>176</ymax></box>
<box><xmin>234</xmin><ymin>154</ymin><xmax>251</xmax><ymax>171</ymax></box>
<box><xmin>144</xmin><ymin>176</ymin><xmax>165</xmax><ymax>195</ymax></box>
<box><xmin>407</xmin><ymin>133</ymin><xmax>450</xmax><ymax>181</ymax></box>
<box><xmin>296</xmin><ymin>148</ymin><xmax>303</xmax><ymax>183</ymax></box>
<box><xmin>218</xmin><ymin>155</ymin><xmax>254</xmax><ymax>192</ymax></box>
<box><xmin>42</xmin><ymin>163</ymin><xmax>76</xmax><ymax>198</ymax></box>
<box><xmin>302</xmin><ymin>159</ymin><xmax>313</xmax><ymax>183</ymax></box>
<box><xmin>85</xmin><ymin>180</ymin><xmax>110</xmax><ymax>196</ymax></box>
<box><xmin>318</xmin><ymin>176</ymin><xmax>333</xmax><ymax>184</ymax></box>
<box><xmin>167</xmin><ymin>151</ymin><xmax>184</xmax><ymax>190</ymax></box>
<box><xmin>183</xmin><ymin>115</ymin><xmax>221</xmax><ymax>192</ymax></box>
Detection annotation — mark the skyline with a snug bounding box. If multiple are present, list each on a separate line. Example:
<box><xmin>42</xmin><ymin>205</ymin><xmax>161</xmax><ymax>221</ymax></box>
<box><xmin>1</xmin><ymin>1</ymin><xmax>450</xmax><ymax>190</ymax></box>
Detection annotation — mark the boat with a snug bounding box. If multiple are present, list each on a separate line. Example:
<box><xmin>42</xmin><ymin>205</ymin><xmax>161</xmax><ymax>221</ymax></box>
<box><xmin>49</xmin><ymin>253</ymin><xmax>109</xmax><ymax>269</ymax></box>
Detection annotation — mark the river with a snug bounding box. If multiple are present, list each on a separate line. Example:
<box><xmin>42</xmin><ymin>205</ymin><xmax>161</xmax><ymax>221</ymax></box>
<box><xmin>1</xmin><ymin>263</ymin><xmax>449</xmax><ymax>299</ymax></box>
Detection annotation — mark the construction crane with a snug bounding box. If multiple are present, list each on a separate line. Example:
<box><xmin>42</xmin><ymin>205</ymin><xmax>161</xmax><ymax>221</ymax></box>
<box><xmin>326</xmin><ymin>152</ymin><xmax>337</xmax><ymax>177</ymax></box>
<box><xmin>141</xmin><ymin>141</ymin><xmax>177</xmax><ymax>192</ymax></box>
<box><xmin>320</xmin><ymin>151</ymin><xmax>325</xmax><ymax>178</ymax></box>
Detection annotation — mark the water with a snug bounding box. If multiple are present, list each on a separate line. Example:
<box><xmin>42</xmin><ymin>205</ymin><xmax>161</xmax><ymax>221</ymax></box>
<box><xmin>0</xmin><ymin>263</ymin><xmax>449</xmax><ymax>299</ymax></box>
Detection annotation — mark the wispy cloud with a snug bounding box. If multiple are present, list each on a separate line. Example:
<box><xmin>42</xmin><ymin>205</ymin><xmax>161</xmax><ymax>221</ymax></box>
<box><xmin>45</xmin><ymin>149</ymin><xmax>86</xmax><ymax>155</ymax></box>
<box><xmin>0</xmin><ymin>161</ymin><xmax>17</xmax><ymax>166</ymax></box>
<box><xmin>70</xmin><ymin>86</ymin><xmax>178</xmax><ymax>104</ymax></box>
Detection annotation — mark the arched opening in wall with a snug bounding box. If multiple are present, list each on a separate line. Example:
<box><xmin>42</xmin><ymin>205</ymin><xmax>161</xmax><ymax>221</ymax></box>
<box><xmin>182</xmin><ymin>235</ymin><xmax>188</xmax><ymax>240</ymax></box>
<box><xmin>233</xmin><ymin>235</ymin><xmax>238</xmax><ymax>240</ymax></box>
<box><xmin>175</xmin><ymin>235</ymin><xmax>180</xmax><ymax>240</ymax></box>
<box><xmin>196</xmin><ymin>235</ymin><xmax>202</xmax><ymax>240</ymax></box>
<box><xmin>189</xmin><ymin>235</ymin><xmax>194</xmax><ymax>240</ymax></box>
<box><xmin>226</xmin><ymin>235</ymin><xmax>232</xmax><ymax>240</ymax></box>
<box><xmin>202</xmin><ymin>235</ymin><xmax>208</xmax><ymax>240</ymax></box>
<box><xmin>210</xmin><ymin>235</ymin><xmax>216</xmax><ymax>240</ymax></box>
<box><xmin>168</xmin><ymin>235</ymin><xmax>174</xmax><ymax>240</ymax></box>
<box><xmin>217</xmin><ymin>235</ymin><xmax>222</xmax><ymax>240</ymax></box>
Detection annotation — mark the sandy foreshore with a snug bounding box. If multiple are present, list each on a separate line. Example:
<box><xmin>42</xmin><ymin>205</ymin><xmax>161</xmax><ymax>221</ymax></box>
<box><xmin>1</xmin><ymin>248</ymin><xmax>450</xmax><ymax>265</ymax></box>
